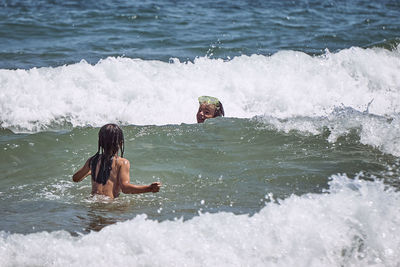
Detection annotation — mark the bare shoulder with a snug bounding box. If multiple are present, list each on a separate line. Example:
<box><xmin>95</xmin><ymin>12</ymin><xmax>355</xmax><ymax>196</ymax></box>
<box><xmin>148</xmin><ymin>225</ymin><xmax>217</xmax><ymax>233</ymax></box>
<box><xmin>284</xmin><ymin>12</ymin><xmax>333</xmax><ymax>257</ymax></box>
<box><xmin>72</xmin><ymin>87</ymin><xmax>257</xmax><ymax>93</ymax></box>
<box><xmin>117</xmin><ymin>157</ymin><xmax>130</xmax><ymax>167</ymax></box>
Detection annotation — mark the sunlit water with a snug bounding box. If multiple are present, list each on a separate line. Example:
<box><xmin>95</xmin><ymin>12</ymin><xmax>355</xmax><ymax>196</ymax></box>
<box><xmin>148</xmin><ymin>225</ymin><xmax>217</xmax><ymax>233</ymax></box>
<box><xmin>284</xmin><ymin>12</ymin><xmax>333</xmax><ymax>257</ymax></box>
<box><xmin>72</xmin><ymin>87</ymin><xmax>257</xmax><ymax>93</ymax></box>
<box><xmin>1</xmin><ymin>0</ymin><xmax>400</xmax><ymax>266</ymax></box>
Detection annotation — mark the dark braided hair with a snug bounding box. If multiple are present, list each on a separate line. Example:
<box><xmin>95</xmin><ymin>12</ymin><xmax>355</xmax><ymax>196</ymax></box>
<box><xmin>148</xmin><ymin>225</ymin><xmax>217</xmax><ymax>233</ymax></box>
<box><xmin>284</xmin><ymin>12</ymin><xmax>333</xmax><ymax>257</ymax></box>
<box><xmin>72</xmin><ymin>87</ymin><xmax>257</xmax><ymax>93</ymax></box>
<box><xmin>90</xmin><ymin>124</ymin><xmax>124</xmax><ymax>185</ymax></box>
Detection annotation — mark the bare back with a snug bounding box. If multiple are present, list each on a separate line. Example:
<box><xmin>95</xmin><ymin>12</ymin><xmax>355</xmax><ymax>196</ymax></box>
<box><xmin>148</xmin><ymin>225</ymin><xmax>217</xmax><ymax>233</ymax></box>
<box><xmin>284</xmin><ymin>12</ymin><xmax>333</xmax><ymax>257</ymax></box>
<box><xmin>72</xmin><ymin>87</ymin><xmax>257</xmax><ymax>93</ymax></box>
<box><xmin>72</xmin><ymin>124</ymin><xmax>161</xmax><ymax>197</ymax></box>
<box><xmin>73</xmin><ymin>154</ymin><xmax>160</xmax><ymax>198</ymax></box>
<box><xmin>91</xmin><ymin>156</ymin><xmax>126</xmax><ymax>199</ymax></box>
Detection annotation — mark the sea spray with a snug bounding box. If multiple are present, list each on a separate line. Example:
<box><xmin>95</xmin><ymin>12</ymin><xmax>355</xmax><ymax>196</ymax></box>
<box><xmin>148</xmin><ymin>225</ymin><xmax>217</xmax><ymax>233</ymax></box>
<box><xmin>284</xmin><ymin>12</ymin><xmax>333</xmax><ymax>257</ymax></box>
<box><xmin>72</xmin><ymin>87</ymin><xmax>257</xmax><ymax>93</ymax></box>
<box><xmin>257</xmin><ymin>108</ymin><xmax>400</xmax><ymax>157</ymax></box>
<box><xmin>1</xmin><ymin>46</ymin><xmax>399</xmax><ymax>131</ymax></box>
<box><xmin>0</xmin><ymin>174</ymin><xmax>399</xmax><ymax>267</ymax></box>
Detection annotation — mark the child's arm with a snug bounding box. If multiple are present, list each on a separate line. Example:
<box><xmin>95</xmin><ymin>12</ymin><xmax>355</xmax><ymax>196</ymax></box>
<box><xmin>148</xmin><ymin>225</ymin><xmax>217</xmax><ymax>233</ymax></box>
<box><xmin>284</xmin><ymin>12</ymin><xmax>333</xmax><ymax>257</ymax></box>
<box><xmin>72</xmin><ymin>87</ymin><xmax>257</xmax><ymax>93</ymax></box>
<box><xmin>119</xmin><ymin>159</ymin><xmax>161</xmax><ymax>194</ymax></box>
<box><xmin>72</xmin><ymin>158</ymin><xmax>91</xmax><ymax>182</ymax></box>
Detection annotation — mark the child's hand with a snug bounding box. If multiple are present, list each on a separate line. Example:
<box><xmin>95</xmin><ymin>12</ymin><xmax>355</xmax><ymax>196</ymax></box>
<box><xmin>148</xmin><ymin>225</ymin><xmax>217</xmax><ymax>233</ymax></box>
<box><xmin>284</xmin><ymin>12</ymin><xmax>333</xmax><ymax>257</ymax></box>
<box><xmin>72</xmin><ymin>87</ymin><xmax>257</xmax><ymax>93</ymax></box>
<box><xmin>149</xmin><ymin>182</ymin><xmax>161</xmax><ymax>193</ymax></box>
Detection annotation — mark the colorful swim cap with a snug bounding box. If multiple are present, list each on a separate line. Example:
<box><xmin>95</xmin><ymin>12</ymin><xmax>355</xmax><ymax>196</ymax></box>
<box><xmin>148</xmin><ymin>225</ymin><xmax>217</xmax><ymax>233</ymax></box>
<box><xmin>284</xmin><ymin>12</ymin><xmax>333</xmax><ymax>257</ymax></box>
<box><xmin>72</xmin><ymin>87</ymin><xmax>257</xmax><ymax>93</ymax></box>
<box><xmin>198</xmin><ymin>96</ymin><xmax>220</xmax><ymax>106</ymax></box>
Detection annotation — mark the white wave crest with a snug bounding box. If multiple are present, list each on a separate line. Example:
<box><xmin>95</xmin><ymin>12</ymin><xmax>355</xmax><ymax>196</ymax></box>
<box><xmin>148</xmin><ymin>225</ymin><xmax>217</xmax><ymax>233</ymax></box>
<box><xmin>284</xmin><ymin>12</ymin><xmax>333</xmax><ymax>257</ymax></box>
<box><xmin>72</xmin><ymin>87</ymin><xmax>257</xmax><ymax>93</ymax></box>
<box><xmin>0</xmin><ymin>46</ymin><xmax>399</xmax><ymax>131</ymax></box>
<box><xmin>0</xmin><ymin>174</ymin><xmax>399</xmax><ymax>267</ymax></box>
<box><xmin>259</xmin><ymin>107</ymin><xmax>400</xmax><ymax>157</ymax></box>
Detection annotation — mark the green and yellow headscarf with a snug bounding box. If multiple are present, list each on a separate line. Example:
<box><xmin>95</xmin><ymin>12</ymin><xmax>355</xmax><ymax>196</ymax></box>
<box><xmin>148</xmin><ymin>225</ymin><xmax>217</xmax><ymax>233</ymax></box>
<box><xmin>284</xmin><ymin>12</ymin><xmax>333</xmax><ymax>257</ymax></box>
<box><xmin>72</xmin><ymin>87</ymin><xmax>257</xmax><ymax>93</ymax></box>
<box><xmin>198</xmin><ymin>96</ymin><xmax>225</xmax><ymax>116</ymax></box>
<box><xmin>198</xmin><ymin>96</ymin><xmax>221</xmax><ymax>106</ymax></box>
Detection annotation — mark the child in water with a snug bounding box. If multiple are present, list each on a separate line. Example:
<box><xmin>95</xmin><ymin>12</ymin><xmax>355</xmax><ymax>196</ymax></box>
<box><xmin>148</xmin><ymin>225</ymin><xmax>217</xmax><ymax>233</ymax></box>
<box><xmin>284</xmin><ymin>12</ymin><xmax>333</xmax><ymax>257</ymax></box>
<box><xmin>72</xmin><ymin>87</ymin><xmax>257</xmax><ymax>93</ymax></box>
<box><xmin>196</xmin><ymin>96</ymin><xmax>225</xmax><ymax>123</ymax></box>
<box><xmin>72</xmin><ymin>123</ymin><xmax>161</xmax><ymax>199</ymax></box>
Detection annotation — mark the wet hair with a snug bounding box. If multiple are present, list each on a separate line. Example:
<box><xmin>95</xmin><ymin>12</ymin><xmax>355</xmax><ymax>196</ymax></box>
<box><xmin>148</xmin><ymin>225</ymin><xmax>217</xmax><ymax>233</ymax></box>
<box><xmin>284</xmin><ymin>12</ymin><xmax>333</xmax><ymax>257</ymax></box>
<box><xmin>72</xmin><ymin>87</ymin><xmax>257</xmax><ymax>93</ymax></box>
<box><xmin>198</xmin><ymin>96</ymin><xmax>225</xmax><ymax>118</ymax></box>
<box><xmin>90</xmin><ymin>124</ymin><xmax>124</xmax><ymax>185</ymax></box>
<box><xmin>214</xmin><ymin>101</ymin><xmax>225</xmax><ymax>117</ymax></box>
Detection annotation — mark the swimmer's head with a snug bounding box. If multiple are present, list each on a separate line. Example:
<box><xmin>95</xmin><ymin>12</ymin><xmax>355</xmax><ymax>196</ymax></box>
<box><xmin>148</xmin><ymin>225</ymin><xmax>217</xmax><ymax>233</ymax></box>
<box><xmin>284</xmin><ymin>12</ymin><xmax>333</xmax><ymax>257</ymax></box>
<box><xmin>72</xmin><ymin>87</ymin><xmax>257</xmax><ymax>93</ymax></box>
<box><xmin>197</xmin><ymin>96</ymin><xmax>224</xmax><ymax>123</ymax></box>
<box><xmin>97</xmin><ymin>123</ymin><xmax>124</xmax><ymax>157</ymax></box>
<box><xmin>90</xmin><ymin>124</ymin><xmax>124</xmax><ymax>185</ymax></box>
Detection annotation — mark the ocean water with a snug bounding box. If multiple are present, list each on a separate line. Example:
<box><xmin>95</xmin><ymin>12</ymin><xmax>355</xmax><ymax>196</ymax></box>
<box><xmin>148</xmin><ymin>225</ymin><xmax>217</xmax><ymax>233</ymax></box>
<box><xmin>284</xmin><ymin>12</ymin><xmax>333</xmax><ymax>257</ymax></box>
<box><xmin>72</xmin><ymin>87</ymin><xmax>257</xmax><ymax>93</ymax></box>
<box><xmin>1</xmin><ymin>0</ymin><xmax>400</xmax><ymax>266</ymax></box>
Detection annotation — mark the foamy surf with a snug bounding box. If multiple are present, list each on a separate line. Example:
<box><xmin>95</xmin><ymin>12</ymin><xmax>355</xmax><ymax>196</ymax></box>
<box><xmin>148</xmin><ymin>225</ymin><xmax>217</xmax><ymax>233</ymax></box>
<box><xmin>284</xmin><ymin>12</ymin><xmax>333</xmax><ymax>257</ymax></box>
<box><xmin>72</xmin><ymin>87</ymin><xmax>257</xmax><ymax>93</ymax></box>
<box><xmin>1</xmin><ymin>2</ymin><xmax>400</xmax><ymax>266</ymax></box>
<box><xmin>2</xmin><ymin>46</ymin><xmax>399</xmax><ymax>158</ymax></box>
<box><xmin>1</xmin><ymin>46</ymin><xmax>399</xmax><ymax>130</ymax></box>
<box><xmin>0</xmin><ymin>174</ymin><xmax>398</xmax><ymax>267</ymax></box>
<box><xmin>257</xmin><ymin>107</ymin><xmax>400</xmax><ymax>157</ymax></box>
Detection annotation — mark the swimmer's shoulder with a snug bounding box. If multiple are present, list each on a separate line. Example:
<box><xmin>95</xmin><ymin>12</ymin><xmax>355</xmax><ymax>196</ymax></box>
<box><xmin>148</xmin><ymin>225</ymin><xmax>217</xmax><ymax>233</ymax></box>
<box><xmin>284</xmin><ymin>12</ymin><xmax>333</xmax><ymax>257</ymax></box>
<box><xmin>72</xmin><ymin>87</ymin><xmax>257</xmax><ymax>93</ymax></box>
<box><xmin>116</xmin><ymin>156</ymin><xmax>130</xmax><ymax>167</ymax></box>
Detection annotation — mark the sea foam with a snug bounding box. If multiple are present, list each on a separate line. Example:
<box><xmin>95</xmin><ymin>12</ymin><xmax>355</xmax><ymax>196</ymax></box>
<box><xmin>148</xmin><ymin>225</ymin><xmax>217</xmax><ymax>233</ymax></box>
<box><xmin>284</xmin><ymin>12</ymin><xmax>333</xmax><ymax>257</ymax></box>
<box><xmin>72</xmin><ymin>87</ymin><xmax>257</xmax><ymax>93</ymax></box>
<box><xmin>258</xmin><ymin>108</ymin><xmax>400</xmax><ymax>157</ymax></box>
<box><xmin>1</xmin><ymin>46</ymin><xmax>399</xmax><ymax>156</ymax></box>
<box><xmin>0</xmin><ymin>174</ymin><xmax>399</xmax><ymax>267</ymax></box>
<box><xmin>0</xmin><ymin>46</ymin><xmax>399</xmax><ymax>129</ymax></box>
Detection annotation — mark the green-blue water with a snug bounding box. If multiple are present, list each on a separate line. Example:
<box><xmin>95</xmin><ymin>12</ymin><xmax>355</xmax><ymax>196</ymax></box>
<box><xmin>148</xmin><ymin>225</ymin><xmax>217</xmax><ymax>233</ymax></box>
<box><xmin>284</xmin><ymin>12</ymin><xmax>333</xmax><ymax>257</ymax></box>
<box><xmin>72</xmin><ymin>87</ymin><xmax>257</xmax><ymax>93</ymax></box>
<box><xmin>1</xmin><ymin>0</ymin><xmax>400</xmax><ymax>266</ymax></box>
<box><xmin>1</xmin><ymin>118</ymin><xmax>399</xmax><ymax>234</ymax></box>
<box><xmin>1</xmin><ymin>0</ymin><xmax>399</xmax><ymax>69</ymax></box>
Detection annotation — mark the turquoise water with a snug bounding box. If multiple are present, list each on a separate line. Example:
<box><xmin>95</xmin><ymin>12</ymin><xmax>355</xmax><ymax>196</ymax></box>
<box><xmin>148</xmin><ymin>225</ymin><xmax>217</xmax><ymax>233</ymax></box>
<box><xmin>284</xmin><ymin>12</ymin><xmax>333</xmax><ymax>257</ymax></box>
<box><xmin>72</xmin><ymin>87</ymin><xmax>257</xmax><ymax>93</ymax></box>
<box><xmin>1</xmin><ymin>119</ymin><xmax>399</xmax><ymax>235</ymax></box>
<box><xmin>1</xmin><ymin>0</ymin><xmax>400</xmax><ymax>266</ymax></box>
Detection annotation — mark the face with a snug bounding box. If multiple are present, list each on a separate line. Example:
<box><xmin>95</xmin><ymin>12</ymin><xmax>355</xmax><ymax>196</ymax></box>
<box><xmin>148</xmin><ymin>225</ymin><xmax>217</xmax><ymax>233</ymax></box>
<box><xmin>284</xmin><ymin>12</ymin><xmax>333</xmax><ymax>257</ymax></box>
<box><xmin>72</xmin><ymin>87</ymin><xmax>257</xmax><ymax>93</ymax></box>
<box><xmin>197</xmin><ymin>103</ymin><xmax>217</xmax><ymax>123</ymax></box>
